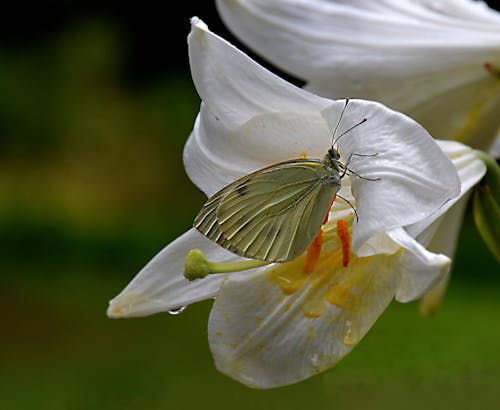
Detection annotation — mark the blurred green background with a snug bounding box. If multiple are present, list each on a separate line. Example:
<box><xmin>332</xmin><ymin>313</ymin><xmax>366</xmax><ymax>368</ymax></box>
<box><xmin>1</xmin><ymin>3</ymin><xmax>498</xmax><ymax>410</ymax></box>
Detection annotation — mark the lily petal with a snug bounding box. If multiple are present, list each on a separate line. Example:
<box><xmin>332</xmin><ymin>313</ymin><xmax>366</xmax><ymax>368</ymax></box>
<box><xmin>217</xmin><ymin>0</ymin><xmax>500</xmax><ymax>81</ymax></box>
<box><xmin>107</xmin><ymin>229</ymin><xmax>247</xmax><ymax>318</ymax></box>
<box><xmin>184</xmin><ymin>107</ymin><xmax>332</xmax><ymax>197</ymax></box>
<box><xmin>208</xmin><ymin>253</ymin><xmax>400</xmax><ymax>388</ymax></box>
<box><xmin>188</xmin><ymin>17</ymin><xmax>330</xmax><ymax>130</ymax></box>
<box><xmin>322</xmin><ymin>100</ymin><xmax>460</xmax><ymax>252</ymax></box>
<box><xmin>388</xmin><ymin>228</ymin><xmax>450</xmax><ymax>303</ymax></box>
<box><xmin>216</xmin><ymin>0</ymin><xmax>500</xmax><ymax>151</ymax></box>
<box><xmin>403</xmin><ymin>141</ymin><xmax>486</xmax><ymax>314</ymax></box>
<box><xmin>184</xmin><ymin>17</ymin><xmax>334</xmax><ymax>196</ymax></box>
<box><xmin>418</xmin><ymin>196</ymin><xmax>470</xmax><ymax>315</ymax></box>
<box><xmin>406</xmin><ymin>140</ymin><xmax>487</xmax><ymax>238</ymax></box>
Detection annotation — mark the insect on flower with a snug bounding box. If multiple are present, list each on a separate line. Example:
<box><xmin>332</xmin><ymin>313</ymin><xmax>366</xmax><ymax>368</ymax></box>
<box><xmin>191</xmin><ymin>99</ymin><xmax>373</xmax><ymax>266</ymax></box>
<box><xmin>107</xmin><ymin>19</ymin><xmax>474</xmax><ymax>389</ymax></box>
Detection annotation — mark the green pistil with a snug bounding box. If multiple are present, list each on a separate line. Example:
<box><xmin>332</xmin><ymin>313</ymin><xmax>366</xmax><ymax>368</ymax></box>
<box><xmin>184</xmin><ymin>249</ymin><xmax>270</xmax><ymax>281</ymax></box>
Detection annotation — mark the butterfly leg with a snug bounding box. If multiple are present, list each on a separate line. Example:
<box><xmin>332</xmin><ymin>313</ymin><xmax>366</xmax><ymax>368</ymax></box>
<box><xmin>340</xmin><ymin>153</ymin><xmax>380</xmax><ymax>181</ymax></box>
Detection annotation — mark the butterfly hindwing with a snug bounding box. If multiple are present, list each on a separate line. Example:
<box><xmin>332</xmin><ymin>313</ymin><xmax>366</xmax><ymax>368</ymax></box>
<box><xmin>194</xmin><ymin>159</ymin><xmax>340</xmax><ymax>262</ymax></box>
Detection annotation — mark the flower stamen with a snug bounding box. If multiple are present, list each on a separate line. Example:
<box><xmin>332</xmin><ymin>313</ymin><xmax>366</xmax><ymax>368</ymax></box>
<box><xmin>303</xmin><ymin>230</ymin><xmax>324</xmax><ymax>274</ymax></box>
<box><xmin>337</xmin><ymin>219</ymin><xmax>351</xmax><ymax>267</ymax></box>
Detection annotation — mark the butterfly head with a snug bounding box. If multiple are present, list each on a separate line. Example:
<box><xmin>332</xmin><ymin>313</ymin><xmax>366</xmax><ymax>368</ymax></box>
<box><xmin>328</xmin><ymin>146</ymin><xmax>341</xmax><ymax>161</ymax></box>
<box><xmin>324</xmin><ymin>146</ymin><xmax>342</xmax><ymax>172</ymax></box>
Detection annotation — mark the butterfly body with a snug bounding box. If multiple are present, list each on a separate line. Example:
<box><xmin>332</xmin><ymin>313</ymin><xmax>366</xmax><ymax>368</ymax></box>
<box><xmin>194</xmin><ymin>148</ymin><xmax>343</xmax><ymax>263</ymax></box>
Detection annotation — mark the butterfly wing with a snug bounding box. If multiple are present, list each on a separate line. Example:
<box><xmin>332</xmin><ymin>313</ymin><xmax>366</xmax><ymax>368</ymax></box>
<box><xmin>194</xmin><ymin>159</ymin><xmax>340</xmax><ymax>262</ymax></box>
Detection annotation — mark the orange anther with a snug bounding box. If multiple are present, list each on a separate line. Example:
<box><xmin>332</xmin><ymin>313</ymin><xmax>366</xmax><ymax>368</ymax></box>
<box><xmin>337</xmin><ymin>219</ymin><xmax>351</xmax><ymax>267</ymax></box>
<box><xmin>303</xmin><ymin>230</ymin><xmax>324</xmax><ymax>274</ymax></box>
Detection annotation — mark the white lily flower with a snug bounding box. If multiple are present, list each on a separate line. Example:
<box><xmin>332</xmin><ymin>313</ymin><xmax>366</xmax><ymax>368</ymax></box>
<box><xmin>216</xmin><ymin>0</ymin><xmax>500</xmax><ymax>155</ymax></box>
<box><xmin>107</xmin><ymin>18</ymin><xmax>484</xmax><ymax>388</ymax></box>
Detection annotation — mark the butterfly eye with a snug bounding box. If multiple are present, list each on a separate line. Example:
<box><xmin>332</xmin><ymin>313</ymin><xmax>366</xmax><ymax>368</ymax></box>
<box><xmin>328</xmin><ymin>147</ymin><xmax>340</xmax><ymax>160</ymax></box>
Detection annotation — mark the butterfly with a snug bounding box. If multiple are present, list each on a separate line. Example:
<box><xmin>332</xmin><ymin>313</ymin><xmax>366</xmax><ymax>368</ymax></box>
<box><xmin>193</xmin><ymin>100</ymin><xmax>367</xmax><ymax>263</ymax></box>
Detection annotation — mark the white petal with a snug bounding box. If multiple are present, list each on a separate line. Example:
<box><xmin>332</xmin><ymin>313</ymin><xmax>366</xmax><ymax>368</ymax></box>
<box><xmin>107</xmin><ymin>229</ymin><xmax>247</xmax><ymax>318</ymax></box>
<box><xmin>417</xmin><ymin>194</ymin><xmax>470</xmax><ymax>255</ymax></box>
<box><xmin>208</xmin><ymin>254</ymin><xmax>400</xmax><ymax>388</ymax></box>
<box><xmin>184</xmin><ymin>105</ymin><xmax>332</xmax><ymax>197</ymax></box>
<box><xmin>388</xmin><ymin>228</ymin><xmax>450</xmax><ymax>303</ymax></box>
<box><xmin>185</xmin><ymin>17</ymin><xmax>335</xmax><ymax>196</ymax></box>
<box><xmin>322</xmin><ymin>100</ymin><xmax>460</xmax><ymax>252</ymax></box>
<box><xmin>404</xmin><ymin>141</ymin><xmax>485</xmax><ymax>314</ymax></box>
<box><xmin>217</xmin><ymin>0</ymin><xmax>500</xmax><ymax>148</ymax></box>
<box><xmin>217</xmin><ymin>0</ymin><xmax>500</xmax><ymax>82</ymax></box>
<box><xmin>188</xmin><ymin>17</ymin><xmax>330</xmax><ymax>131</ymax></box>
<box><xmin>399</xmin><ymin>76</ymin><xmax>500</xmax><ymax>150</ymax></box>
<box><xmin>406</xmin><ymin>140</ymin><xmax>486</xmax><ymax>238</ymax></box>
<box><xmin>417</xmin><ymin>195</ymin><xmax>470</xmax><ymax>315</ymax></box>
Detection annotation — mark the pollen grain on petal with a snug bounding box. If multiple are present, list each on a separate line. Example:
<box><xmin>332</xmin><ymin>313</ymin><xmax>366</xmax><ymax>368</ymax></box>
<box><xmin>302</xmin><ymin>295</ymin><xmax>327</xmax><ymax>318</ymax></box>
<box><xmin>326</xmin><ymin>284</ymin><xmax>353</xmax><ymax>308</ymax></box>
<box><xmin>267</xmin><ymin>254</ymin><xmax>311</xmax><ymax>295</ymax></box>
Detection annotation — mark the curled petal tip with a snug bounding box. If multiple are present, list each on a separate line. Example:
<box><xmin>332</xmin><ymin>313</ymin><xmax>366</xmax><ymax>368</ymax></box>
<box><xmin>190</xmin><ymin>16</ymin><xmax>208</xmax><ymax>31</ymax></box>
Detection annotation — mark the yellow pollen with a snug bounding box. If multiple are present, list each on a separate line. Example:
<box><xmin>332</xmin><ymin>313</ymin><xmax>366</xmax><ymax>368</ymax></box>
<box><xmin>274</xmin><ymin>269</ymin><xmax>308</xmax><ymax>294</ymax></box>
<box><xmin>299</xmin><ymin>152</ymin><xmax>308</xmax><ymax>159</ymax></box>
<box><xmin>302</xmin><ymin>309</ymin><xmax>323</xmax><ymax>319</ymax></box>
<box><xmin>315</xmin><ymin>247</ymin><xmax>343</xmax><ymax>275</ymax></box>
<box><xmin>326</xmin><ymin>284</ymin><xmax>353</xmax><ymax>308</ymax></box>
<box><xmin>267</xmin><ymin>222</ymin><xmax>360</xmax><ymax>319</ymax></box>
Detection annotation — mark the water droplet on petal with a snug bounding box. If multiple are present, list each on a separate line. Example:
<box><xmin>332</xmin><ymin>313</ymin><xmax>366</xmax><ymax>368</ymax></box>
<box><xmin>168</xmin><ymin>306</ymin><xmax>186</xmax><ymax>315</ymax></box>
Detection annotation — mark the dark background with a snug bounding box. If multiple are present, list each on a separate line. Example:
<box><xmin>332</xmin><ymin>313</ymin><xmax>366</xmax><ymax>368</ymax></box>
<box><xmin>0</xmin><ymin>2</ymin><xmax>298</xmax><ymax>86</ymax></box>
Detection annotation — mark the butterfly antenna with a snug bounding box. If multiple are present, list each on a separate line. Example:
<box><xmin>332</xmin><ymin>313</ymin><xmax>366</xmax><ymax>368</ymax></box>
<box><xmin>333</xmin><ymin>118</ymin><xmax>367</xmax><ymax>148</ymax></box>
<box><xmin>336</xmin><ymin>194</ymin><xmax>359</xmax><ymax>222</ymax></box>
<box><xmin>330</xmin><ymin>98</ymin><xmax>350</xmax><ymax>147</ymax></box>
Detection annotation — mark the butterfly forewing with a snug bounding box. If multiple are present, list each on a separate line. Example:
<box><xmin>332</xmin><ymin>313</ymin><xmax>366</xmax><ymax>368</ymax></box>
<box><xmin>194</xmin><ymin>159</ymin><xmax>340</xmax><ymax>263</ymax></box>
